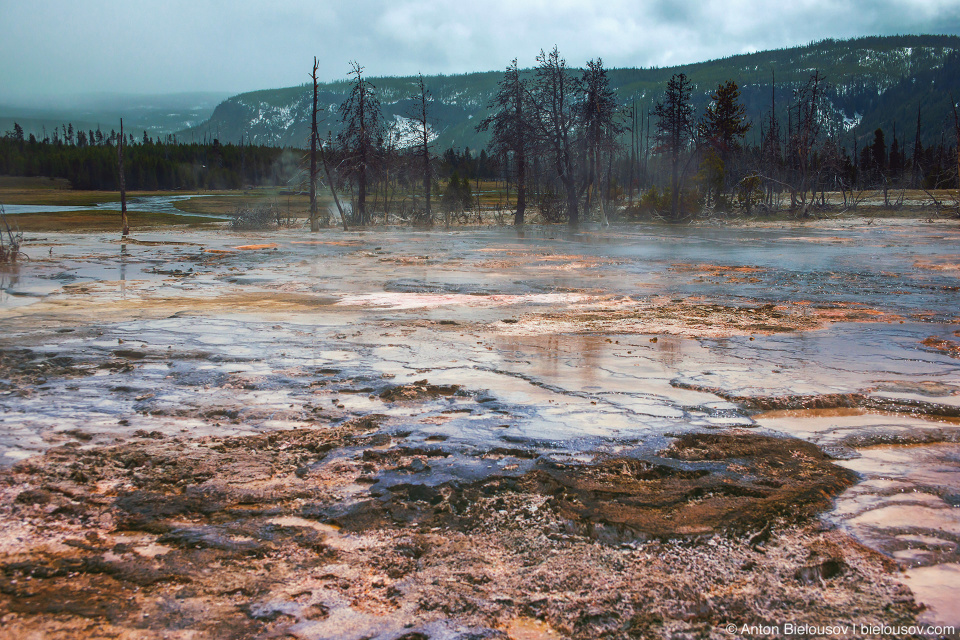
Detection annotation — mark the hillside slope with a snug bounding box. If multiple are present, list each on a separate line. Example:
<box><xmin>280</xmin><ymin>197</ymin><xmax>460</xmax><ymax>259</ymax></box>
<box><xmin>180</xmin><ymin>35</ymin><xmax>960</xmax><ymax>152</ymax></box>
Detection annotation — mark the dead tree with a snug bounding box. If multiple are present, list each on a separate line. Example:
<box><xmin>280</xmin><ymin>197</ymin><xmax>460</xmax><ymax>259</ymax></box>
<box><xmin>580</xmin><ymin>58</ymin><xmax>620</xmax><ymax>225</ymax></box>
<box><xmin>0</xmin><ymin>205</ymin><xmax>23</xmax><ymax>263</ymax></box>
<box><xmin>788</xmin><ymin>71</ymin><xmax>827</xmax><ymax>216</ymax></box>
<box><xmin>532</xmin><ymin>47</ymin><xmax>581</xmax><ymax>227</ymax></box>
<box><xmin>118</xmin><ymin>118</ymin><xmax>128</xmax><ymax>236</ymax></box>
<box><xmin>412</xmin><ymin>73</ymin><xmax>433</xmax><ymax>225</ymax></box>
<box><xmin>912</xmin><ymin>106</ymin><xmax>924</xmax><ymax>189</ymax></box>
<box><xmin>759</xmin><ymin>71</ymin><xmax>782</xmax><ymax>209</ymax></box>
<box><xmin>337</xmin><ymin>61</ymin><xmax>384</xmax><ymax>226</ymax></box>
<box><xmin>954</xmin><ymin>99</ymin><xmax>960</xmax><ymax>216</ymax></box>
<box><xmin>309</xmin><ymin>57</ymin><xmax>321</xmax><ymax>232</ymax></box>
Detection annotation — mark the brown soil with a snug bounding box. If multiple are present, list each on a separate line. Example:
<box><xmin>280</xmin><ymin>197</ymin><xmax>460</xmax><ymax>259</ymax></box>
<box><xmin>921</xmin><ymin>336</ymin><xmax>960</xmax><ymax>358</ymax></box>
<box><xmin>671</xmin><ymin>381</ymin><xmax>960</xmax><ymax>419</ymax></box>
<box><xmin>0</xmin><ymin>347</ymin><xmax>132</xmax><ymax>390</ymax></box>
<box><xmin>379</xmin><ymin>379</ymin><xmax>463</xmax><ymax>402</ymax></box>
<box><xmin>4</xmin><ymin>211</ymin><xmax>221</xmax><ymax>233</ymax></box>
<box><xmin>0</xmin><ymin>422</ymin><xmax>918</xmax><ymax>639</ymax></box>
<box><xmin>498</xmin><ymin>297</ymin><xmax>904</xmax><ymax>339</ymax></box>
<box><xmin>914</xmin><ymin>257</ymin><xmax>960</xmax><ymax>272</ymax></box>
<box><xmin>668</xmin><ymin>263</ymin><xmax>765</xmax><ymax>284</ymax></box>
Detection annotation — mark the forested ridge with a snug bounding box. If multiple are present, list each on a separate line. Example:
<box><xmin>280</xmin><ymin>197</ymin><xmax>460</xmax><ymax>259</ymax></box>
<box><xmin>184</xmin><ymin>35</ymin><xmax>960</xmax><ymax>151</ymax></box>
<box><xmin>2</xmin><ymin>34</ymin><xmax>959</xmax><ymax>225</ymax></box>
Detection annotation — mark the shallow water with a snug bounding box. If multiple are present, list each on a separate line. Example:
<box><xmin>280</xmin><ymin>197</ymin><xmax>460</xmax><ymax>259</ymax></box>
<box><xmin>2</xmin><ymin>194</ymin><xmax>229</xmax><ymax>218</ymax></box>
<box><xmin>2</xmin><ymin>220</ymin><xmax>959</xmax><ymax>623</ymax></box>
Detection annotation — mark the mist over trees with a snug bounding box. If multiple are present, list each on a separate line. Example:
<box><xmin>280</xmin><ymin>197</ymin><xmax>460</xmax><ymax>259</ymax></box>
<box><xmin>4</xmin><ymin>40</ymin><xmax>960</xmax><ymax>225</ymax></box>
<box><xmin>309</xmin><ymin>47</ymin><xmax>960</xmax><ymax>226</ymax></box>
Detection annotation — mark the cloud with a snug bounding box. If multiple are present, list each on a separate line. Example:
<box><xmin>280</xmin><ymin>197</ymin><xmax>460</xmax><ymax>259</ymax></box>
<box><xmin>2</xmin><ymin>0</ymin><xmax>959</xmax><ymax>102</ymax></box>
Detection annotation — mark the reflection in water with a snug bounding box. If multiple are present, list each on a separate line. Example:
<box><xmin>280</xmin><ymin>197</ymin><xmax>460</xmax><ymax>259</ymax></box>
<box><xmin>0</xmin><ymin>264</ymin><xmax>23</xmax><ymax>306</ymax></box>
<box><xmin>1</xmin><ymin>194</ymin><xmax>230</xmax><ymax>218</ymax></box>
<box><xmin>120</xmin><ymin>243</ymin><xmax>127</xmax><ymax>298</ymax></box>
<box><xmin>654</xmin><ymin>335</ymin><xmax>684</xmax><ymax>368</ymax></box>
<box><xmin>834</xmin><ymin>444</ymin><xmax>960</xmax><ymax>626</ymax></box>
<box><xmin>496</xmin><ymin>334</ymin><xmax>603</xmax><ymax>385</ymax></box>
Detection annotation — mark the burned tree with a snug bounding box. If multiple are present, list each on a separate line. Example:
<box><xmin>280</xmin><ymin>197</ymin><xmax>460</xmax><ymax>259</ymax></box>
<box><xmin>477</xmin><ymin>59</ymin><xmax>535</xmax><ymax>226</ymax></box>
<box><xmin>759</xmin><ymin>71</ymin><xmax>783</xmax><ymax>208</ymax></box>
<box><xmin>653</xmin><ymin>73</ymin><xmax>696</xmax><ymax>220</ymax></box>
<box><xmin>411</xmin><ymin>73</ymin><xmax>434</xmax><ymax>226</ymax></box>
<box><xmin>580</xmin><ymin>58</ymin><xmax>620</xmax><ymax>225</ymax></box>
<box><xmin>532</xmin><ymin>47</ymin><xmax>581</xmax><ymax>227</ymax></box>
<box><xmin>787</xmin><ymin>71</ymin><xmax>828</xmax><ymax>216</ymax></box>
<box><xmin>309</xmin><ymin>57</ymin><xmax>321</xmax><ymax>232</ymax></box>
<box><xmin>118</xmin><ymin>118</ymin><xmax>129</xmax><ymax>237</ymax></box>
<box><xmin>912</xmin><ymin>106</ymin><xmax>924</xmax><ymax>189</ymax></box>
<box><xmin>337</xmin><ymin>61</ymin><xmax>384</xmax><ymax>226</ymax></box>
<box><xmin>954</xmin><ymin>99</ymin><xmax>960</xmax><ymax>215</ymax></box>
<box><xmin>0</xmin><ymin>205</ymin><xmax>23</xmax><ymax>263</ymax></box>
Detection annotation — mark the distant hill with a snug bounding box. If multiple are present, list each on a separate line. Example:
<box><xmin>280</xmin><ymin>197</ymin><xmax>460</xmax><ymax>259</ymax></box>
<box><xmin>178</xmin><ymin>35</ymin><xmax>960</xmax><ymax>153</ymax></box>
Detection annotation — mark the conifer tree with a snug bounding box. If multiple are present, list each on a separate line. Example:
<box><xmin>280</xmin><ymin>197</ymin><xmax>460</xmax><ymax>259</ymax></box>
<box><xmin>699</xmin><ymin>80</ymin><xmax>751</xmax><ymax>208</ymax></box>
<box><xmin>477</xmin><ymin>59</ymin><xmax>534</xmax><ymax>225</ymax></box>
<box><xmin>654</xmin><ymin>73</ymin><xmax>695</xmax><ymax>220</ymax></box>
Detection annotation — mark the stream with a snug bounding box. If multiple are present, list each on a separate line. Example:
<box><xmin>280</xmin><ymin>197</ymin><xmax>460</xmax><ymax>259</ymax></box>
<box><xmin>1</xmin><ymin>194</ymin><xmax>229</xmax><ymax>218</ymax></box>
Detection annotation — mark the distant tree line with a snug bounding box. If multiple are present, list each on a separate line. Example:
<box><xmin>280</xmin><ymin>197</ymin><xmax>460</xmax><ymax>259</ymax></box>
<box><xmin>4</xmin><ymin>46</ymin><xmax>959</xmax><ymax>225</ymax></box>
<box><xmin>318</xmin><ymin>49</ymin><xmax>626</xmax><ymax>227</ymax></box>
<box><xmin>0</xmin><ymin>125</ymin><xmax>294</xmax><ymax>191</ymax></box>
<box><xmin>320</xmin><ymin>47</ymin><xmax>960</xmax><ymax>228</ymax></box>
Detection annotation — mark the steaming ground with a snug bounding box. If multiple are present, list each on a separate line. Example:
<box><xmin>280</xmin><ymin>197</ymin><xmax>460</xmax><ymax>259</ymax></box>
<box><xmin>1</xmin><ymin>219</ymin><xmax>959</xmax><ymax>637</ymax></box>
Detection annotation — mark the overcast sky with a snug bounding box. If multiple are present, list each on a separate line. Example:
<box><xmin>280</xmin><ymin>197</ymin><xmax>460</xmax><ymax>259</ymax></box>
<box><xmin>3</xmin><ymin>0</ymin><xmax>960</xmax><ymax>104</ymax></box>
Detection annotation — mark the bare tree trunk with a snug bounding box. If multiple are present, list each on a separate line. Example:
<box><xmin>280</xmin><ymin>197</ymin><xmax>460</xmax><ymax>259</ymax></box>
<box><xmin>954</xmin><ymin>102</ymin><xmax>960</xmax><ymax>216</ymax></box>
<box><xmin>598</xmin><ymin>142</ymin><xmax>608</xmax><ymax>226</ymax></box>
<box><xmin>629</xmin><ymin>103</ymin><xmax>636</xmax><ymax>206</ymax></box>
<box><xmin>118</xmin><ymin>118</ymin><xmax>128</xmax><ymax>237</ymax></box>
<box><xmin>514</xmin><ymin>71</ymin><xmax>527</xmax><ymax>226</ymax></box>
<box><xmin>605</xmin><ymin>152</ymin><xmax>613</xmax><ymax>224</ymax></box>
<box><xmin>644</xmin><ymin>112</ymin><xmax>651</xmax><ymax>190</ymax></box>
<box><xmin>310</xmin><ymin>58</ymin><xmax>320</xmax><ymax>232</ymax></box>
<box><xmin>357</xmin><ymin>71</ymin><xmax>368</xmax><ymax>226</ymax></box>
<box><xmin>585</xmin><ymin>138</ymin><xmax>595</xmax><ymax>213</ymax></box>
<box><xmin>670</xmin><ymin>150</ymin><xmax>680</xmax><ymax>219</ymax></box>
<box><xmin>476</xmin><ymin>172</ymin><xmax>482</xmax><ymax>224</ymax></box>
<box><xmin>515</xmin><ymin>151</ymin><xmax>526</xmax><ymax>225</ymax></box>
<box><xmin>913</xmin><ymin>106</ymin><xmax>923</xmax><ymax>189</ymax></box>
<box><xmin>535</xmin><ymin>48</ymin><xmax>579</xmax><ymax>228</ymax></box>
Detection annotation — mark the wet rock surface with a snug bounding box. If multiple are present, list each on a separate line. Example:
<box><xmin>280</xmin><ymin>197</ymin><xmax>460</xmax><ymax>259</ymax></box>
<box><xmin>1</xmin><ymin>221</ymin><xmax>959</xmax><ymax>636</ymax></box>
<box><xmin>0</xmin><ymin>420</ymin><xmax>915</xmax><ymax>639</ymax></box>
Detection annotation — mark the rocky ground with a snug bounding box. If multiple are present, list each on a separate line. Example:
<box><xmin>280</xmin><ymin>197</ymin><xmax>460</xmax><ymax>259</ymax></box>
<box><xmin>0</xmin><ymin>412</ymin><xmax>922</xmax><ymax>639</ymax></box>
<box><xmin>2</xmin><ymin>222</ymin><xmax>959</xmax><ymax>639</ymax></box>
